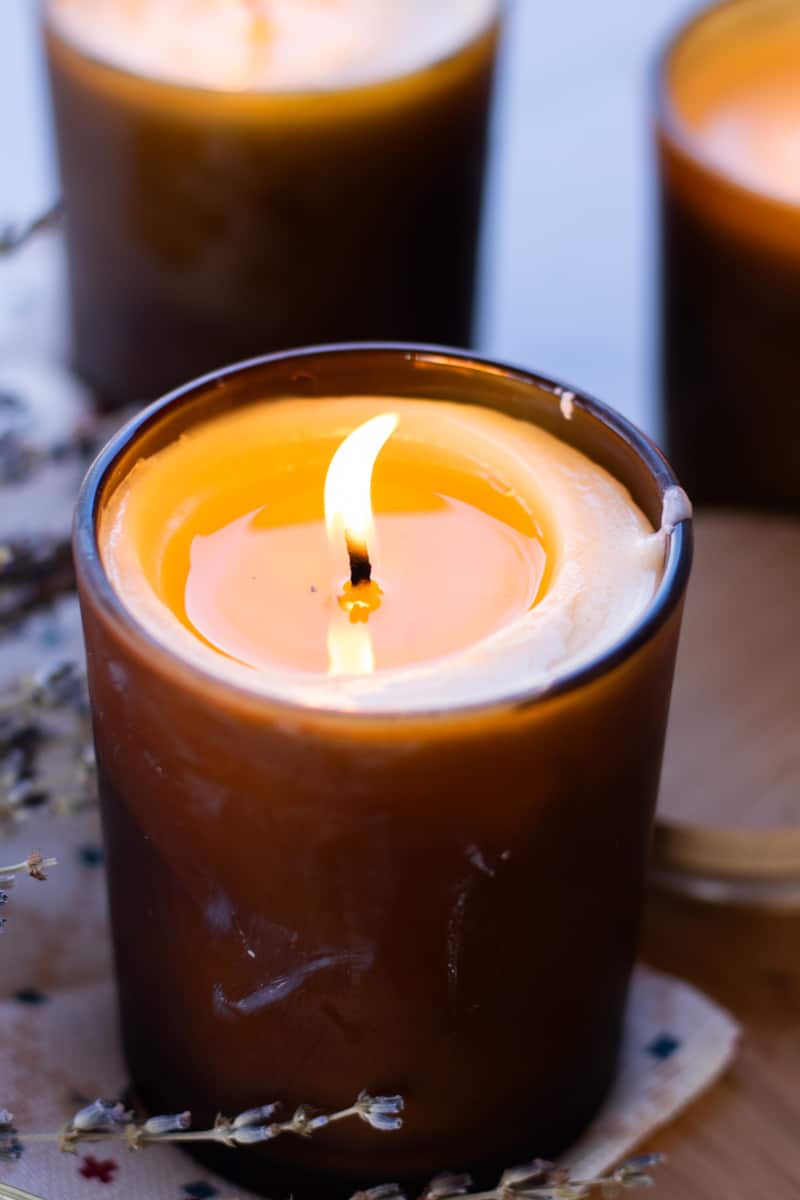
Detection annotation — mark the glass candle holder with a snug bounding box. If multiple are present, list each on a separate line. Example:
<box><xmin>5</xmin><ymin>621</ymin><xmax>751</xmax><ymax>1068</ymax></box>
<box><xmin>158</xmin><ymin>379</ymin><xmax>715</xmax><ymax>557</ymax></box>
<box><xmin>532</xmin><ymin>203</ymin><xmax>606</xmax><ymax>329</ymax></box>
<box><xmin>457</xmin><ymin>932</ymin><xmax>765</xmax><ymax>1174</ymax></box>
<box><xmin>656</xmin><ymin>0</ymin><xmax>800</xmax><ymax>512</ymax></box>
<box><xmin>74</xmin><ymin>345</ymin><xmax>692</xmax><ymax>1197</ymax></box>
<box><xmin>44</xmin><ymin>3</ymin><xmax>501</xmax><ymax>410</ymax></box>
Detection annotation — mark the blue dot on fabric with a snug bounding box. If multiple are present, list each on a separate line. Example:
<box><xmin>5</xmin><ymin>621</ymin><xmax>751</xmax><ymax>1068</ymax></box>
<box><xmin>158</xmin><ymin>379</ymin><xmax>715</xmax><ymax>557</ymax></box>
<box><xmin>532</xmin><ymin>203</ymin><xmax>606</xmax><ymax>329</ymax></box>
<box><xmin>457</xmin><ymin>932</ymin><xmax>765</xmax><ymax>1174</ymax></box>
<box><xmin>647</xmin><ymin>1033</ymin><xmax>680</xmax><ymax>1061</ymax></box>
<box><xmin>14</xmin><ymin>989</ymin><xmax>48</xmax><ymax>1006</ymax></box>
<box><xmin>77</xmin><ymin>845</ymin><xmax>104</xmax><ymax>868</ymax></box>
<box><xmin>183</xmin><ymin>1185</ymin><xmax>219</xmax><ymax>1199</ymax></box>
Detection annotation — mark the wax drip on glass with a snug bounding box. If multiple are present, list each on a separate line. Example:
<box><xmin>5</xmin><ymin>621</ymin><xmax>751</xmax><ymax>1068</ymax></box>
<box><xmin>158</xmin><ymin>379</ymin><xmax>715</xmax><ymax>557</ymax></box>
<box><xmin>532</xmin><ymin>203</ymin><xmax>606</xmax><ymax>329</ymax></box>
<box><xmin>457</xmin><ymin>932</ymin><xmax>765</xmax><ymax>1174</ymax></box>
<box><xmin>324</xmin><ymin>413</ymin><xmax>399</xmax><ymax>677</ymax></box>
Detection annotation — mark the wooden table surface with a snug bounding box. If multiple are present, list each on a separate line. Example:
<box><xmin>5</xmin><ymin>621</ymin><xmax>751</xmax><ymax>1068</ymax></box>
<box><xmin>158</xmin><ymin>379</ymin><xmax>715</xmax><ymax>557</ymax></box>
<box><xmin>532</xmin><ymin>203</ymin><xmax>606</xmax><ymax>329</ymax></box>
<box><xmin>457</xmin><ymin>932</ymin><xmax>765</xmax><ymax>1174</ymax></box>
<box><xmin>640</xmin><ymin>889</ymin><xmax>800</xmax><ymax>1199</ymax></box>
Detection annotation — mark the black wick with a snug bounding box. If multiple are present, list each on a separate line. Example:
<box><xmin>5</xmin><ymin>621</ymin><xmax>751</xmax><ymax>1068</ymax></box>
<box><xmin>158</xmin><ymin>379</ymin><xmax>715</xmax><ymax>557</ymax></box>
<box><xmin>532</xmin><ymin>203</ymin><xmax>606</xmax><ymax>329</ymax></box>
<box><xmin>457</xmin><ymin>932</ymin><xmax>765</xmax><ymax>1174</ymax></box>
<box><xmin>347</xmin><ymin>536</ymin><xmax>372</xmax><ymax>587</ymax></box>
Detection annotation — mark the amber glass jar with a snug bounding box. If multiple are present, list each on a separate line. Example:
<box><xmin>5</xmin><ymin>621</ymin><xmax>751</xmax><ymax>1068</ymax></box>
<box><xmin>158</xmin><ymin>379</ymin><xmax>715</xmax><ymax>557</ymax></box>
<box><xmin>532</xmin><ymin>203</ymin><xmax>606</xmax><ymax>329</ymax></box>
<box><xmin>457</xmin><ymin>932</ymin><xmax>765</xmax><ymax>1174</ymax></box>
<box><xmin>46</xmin><ymin>7</ymin><xmax>502</xmax><ymax>409</ymax></box>
<box><xmin>74</xmin><ymin>345</ymin><xmax>692</xmax><ymax>1197</ymax></box>
<box><xmin>657</xmin><ymin>0</ymin><xmax>800</xmax><ymax>511</ymax></box>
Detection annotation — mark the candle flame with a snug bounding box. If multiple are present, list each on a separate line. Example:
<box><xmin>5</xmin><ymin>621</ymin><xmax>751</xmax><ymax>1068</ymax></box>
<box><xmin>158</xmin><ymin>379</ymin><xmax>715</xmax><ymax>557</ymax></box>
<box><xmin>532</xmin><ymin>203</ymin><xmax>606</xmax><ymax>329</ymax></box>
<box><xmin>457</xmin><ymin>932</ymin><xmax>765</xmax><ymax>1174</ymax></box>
<box><xmin>324</xmin><ymin>412</ymin><xmax>398</xmax><ymax>677</ymax></box>
<box><xmin>324</xmin><ymin>413</ymin><xmax>399</xmax><ymax>578</ymax></box>
<box><xmin>327</xmin><ymin>611</ymin><xmax>376</xmax><ymax>677</ymax></box>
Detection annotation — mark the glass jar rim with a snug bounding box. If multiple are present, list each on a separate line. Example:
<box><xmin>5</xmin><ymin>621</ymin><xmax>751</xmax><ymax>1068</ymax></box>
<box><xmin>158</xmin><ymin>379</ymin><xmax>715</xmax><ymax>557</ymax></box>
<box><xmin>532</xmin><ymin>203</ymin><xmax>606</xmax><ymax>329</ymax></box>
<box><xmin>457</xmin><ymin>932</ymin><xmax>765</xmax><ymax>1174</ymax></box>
<box><xmin>653</xmin><ymin>0</ymin><xmax>800</xmax><ymax>217</ymax></box>
<box><xmin>44</xmin><ymin>0</ymin><xmax>504</xmax><ymax>101</ymax></box>
<box><xmin>73</xmin><ymin>343</ymin><xmax>693</xmax><ymax>726</ymax></box>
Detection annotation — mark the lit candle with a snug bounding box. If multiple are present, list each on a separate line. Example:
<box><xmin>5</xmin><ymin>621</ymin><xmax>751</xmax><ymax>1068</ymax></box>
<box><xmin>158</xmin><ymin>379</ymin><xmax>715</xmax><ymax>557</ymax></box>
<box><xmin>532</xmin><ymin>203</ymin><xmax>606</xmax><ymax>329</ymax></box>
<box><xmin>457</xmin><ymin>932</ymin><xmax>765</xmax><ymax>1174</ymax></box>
<box><xmin>657</xmin><ymin>0</ymin><xmax>800</xmax><ymax>511</ymax></box>
<box><xmin>45</xmin><ymin>0</ymin><xmax>501</xmax><ymax>408</ymax></box>
<box><xmin>99</xmin><ymin>396</ymin><xmax>665</xmax><ymax>710</ymax></box>
<box><xmin>75</xmin><ymin>347</ymin><xmax>692</xmax><ymax>1195</ymax></box>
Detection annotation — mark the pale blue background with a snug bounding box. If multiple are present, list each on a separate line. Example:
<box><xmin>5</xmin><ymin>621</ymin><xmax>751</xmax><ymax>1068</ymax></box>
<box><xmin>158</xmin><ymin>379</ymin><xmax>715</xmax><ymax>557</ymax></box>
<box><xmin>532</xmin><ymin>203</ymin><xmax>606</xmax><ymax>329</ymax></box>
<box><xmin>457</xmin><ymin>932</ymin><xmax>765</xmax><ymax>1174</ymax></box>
<box><xmin>1</xmin><ymin>0</ymin><xmax>700</xmax><ymax>433</ymax></box>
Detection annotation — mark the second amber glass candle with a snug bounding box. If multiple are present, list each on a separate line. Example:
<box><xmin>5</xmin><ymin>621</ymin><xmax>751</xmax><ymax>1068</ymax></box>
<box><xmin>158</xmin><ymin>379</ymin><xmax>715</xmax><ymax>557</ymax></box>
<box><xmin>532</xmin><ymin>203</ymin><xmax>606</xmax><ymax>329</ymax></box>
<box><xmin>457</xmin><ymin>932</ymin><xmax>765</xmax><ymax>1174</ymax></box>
<box><xmin>657</xmin><ymin>0</ymin><xmax>800</xmax><ymax>511</ymax></box>
<box><xmin>74</xmin><ymin>346</ymin><xmax>692</xmax><ymax>1197</ymax></box>
<box><xmin>45</xmin><ymin>1</ymin><xmax>501</xmax><ymax>409</ymax></box>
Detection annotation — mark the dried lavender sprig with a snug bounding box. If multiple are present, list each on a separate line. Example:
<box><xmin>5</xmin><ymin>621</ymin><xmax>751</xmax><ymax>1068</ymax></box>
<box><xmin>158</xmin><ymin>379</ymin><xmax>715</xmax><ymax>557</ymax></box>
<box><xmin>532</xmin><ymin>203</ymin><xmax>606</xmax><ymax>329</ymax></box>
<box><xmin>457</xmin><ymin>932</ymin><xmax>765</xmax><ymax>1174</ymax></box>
<box><xmin>0</xmin><ymin>853</ymin><xmax>57</xmax><ymax>884</ymax></box>
<box><xmin>0</xmin><ymin>540</ymin><xmax>76</xmax><ymax>631</ymax></box>
<box><xmin>0</xmin><ymin>204</ymin><xmax>63</xmax><ymax>257</ymax></box>
<box><xmin>351</xmin><ymin>1155</ymin><xmax>665</xmax><ymax>1200</ymax></box>
<box><xmin>0</xmin><ymin>539</ymin><xmax>73</xmax><ymax>590</ymax></box>
<box><xmin>12</xmin><ymin>1092</ymin><xmax>403</xmax><ymax>1156</ymax></box>
<box><xmin>0</xmin><ymin>664</ymin><xmax>88</xmax><ymax>719</ymax></box>
<box><xmin>1</xmin><ymin>664</ymin><xmax>95</xmax><ymax>829</ymax></box>
<box><xmin>0</xmin><ymin>397</ymin><xmax>125</xmax><ymax>492</ymax></box>
<box><xmin>0</xmin><ymin>853</ymin><xmax>57</xmax><ymax>934</ymax></box>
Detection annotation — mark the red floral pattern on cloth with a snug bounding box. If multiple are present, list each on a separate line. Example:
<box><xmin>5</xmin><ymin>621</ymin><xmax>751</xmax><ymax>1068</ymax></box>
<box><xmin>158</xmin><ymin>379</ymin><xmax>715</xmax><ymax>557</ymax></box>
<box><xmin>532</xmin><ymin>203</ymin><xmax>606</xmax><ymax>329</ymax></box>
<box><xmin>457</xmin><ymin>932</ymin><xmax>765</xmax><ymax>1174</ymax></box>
<box><xmin>79</xmin><ymin>1156</ymin><xmax>118</xmax><ymax>1184</ymax></box>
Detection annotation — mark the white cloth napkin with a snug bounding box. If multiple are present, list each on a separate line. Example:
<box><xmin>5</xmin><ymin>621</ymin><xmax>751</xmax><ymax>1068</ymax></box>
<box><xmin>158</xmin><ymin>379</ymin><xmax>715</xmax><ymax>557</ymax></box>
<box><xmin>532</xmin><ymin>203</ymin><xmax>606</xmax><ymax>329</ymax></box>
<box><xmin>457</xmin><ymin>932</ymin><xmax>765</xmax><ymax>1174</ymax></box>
<box><xmin>0</xmin><ymin>808</ymin><xmax>740</xmax><ymax>1200</ymax></box>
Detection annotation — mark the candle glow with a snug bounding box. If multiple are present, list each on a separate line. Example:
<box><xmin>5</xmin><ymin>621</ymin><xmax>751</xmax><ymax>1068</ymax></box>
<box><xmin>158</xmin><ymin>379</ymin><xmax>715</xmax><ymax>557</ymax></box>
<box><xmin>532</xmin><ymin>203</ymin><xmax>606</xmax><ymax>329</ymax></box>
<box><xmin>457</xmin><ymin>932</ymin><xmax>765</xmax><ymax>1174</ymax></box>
<box><xmin>48</xmin><ymin>0</ymin><xmax>497</xmax><ymax>92</ymax></box>
<box><xmin>324</xmin><ymin>412</ymin><xmax>399</xmax><ymax>586</ymax></box>
<box><xmin>99</xmin><ymin>395</ymin><xmax>666</xmax><ymax>712</ymax></box>
<box><xmin>324</xmin><ymin>412</ymin><xmax>399</xmax><ymax>677</ymax></box>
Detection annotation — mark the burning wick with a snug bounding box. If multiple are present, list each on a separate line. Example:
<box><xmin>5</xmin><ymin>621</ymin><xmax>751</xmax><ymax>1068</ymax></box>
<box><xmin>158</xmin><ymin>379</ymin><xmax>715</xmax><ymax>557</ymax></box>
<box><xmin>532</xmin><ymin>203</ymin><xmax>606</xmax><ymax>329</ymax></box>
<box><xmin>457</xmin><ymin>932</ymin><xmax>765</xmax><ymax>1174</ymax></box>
<box><xmin>348</xmin><ymin>541</ymin><xmax>373</xmax><ymax>587</ymax></box>
<box><xmin>324</xmin><ymin>412</ymin><xmax>399</xmax><ymax>591</ymax></box>
<box><xmin>324</xmin><ymin>412</ymin><xmax>398</xmax><ymax>675</ymax></box>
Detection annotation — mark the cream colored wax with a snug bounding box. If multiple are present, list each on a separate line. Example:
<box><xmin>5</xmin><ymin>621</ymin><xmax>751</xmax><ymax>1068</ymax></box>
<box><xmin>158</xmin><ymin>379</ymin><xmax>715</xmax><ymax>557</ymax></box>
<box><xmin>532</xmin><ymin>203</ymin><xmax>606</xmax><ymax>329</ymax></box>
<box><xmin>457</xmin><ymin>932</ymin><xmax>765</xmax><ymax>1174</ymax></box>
<box><xmin>99</xmin><ymin>396</ymin><xmax>668</xmax><ymax>713</ymax></box>
<box><xmin>48</xmin><ymin>0</ymin><xmax>498</xmax><ymax>91</ymax></box>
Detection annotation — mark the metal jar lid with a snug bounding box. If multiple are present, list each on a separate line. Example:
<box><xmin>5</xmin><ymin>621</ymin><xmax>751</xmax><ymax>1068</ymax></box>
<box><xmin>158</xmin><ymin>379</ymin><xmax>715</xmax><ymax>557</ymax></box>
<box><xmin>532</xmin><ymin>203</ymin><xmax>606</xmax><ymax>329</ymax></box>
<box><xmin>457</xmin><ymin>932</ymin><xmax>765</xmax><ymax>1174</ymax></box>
<box><xmin>654</xmin><ymin>509</ymin><xmax>800</xmax><ymax>906</ymax></box>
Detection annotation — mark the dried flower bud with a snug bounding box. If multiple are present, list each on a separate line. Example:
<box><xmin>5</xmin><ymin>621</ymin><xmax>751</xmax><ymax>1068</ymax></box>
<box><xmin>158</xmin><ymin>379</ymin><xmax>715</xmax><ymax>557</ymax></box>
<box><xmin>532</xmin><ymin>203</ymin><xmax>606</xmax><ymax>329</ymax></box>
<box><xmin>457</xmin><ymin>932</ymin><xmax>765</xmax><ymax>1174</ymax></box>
<box><xmin>350</xmin><ymin>1186</ymin><xmax>406</xmax><ymax>1200</ymax></box>
<box><xmin>0</xmin><ymin>1110</ymin><xmax>14</xmax><ymax>1126</ymax></box>
<box><xmin>32</xmin><ymin>662</ymin><xmax>86</xmax><ymax>710</ymax></box>
<box><xmin>72</xmin><ymin>1100</ymin><xmax>130</xmax><ymax>1133</ymax></box>
<box><xmin>422</xmin><ymin>1171</ymin><xmax>473</xmax><ymax>1197</ymax></box>
<box><xmin>616</xmin><ymin>1155</ymin><xmax>665</xmax><ymax>1176</ymax></box>
<box><xmin>1</xmin><ymin>754</ymin><xmax>21</xmax><ymax>791</ymax></box>
<box><xmin>356</xmin><ymin>1092</ymin><xmax>404</xmax><ymax>1132</ymax></box>
<box><xmin>0</xmin><ymin>890</ymin><xmax>8</xmax><ymax>906</ymax></box>
<box><xmin>500</xmin><ymin>1159</ymin><xmax>562</xmax><ymax>1189</ymax></box>
<box><xmin>303</xmin><ymin>1113</ymin><xmax>331</xmax><ymax>1133</ymax></box>
<box><xmin>231</xmin><ymin>1124</ymin><xmax>280</xmax><ymax>1146</ymax></box>
<box><xmin>232</xmin><ymin>1103</ymin><xmax>281</xmax><ymax>1130</ymax></box>
<box><xmin>289</xmin><ymin>1104</ymin><xmax>320</xmax><ymax>1135</ymax></box>
<box><xmin>25</xmin><ymin>852</ymin><xmax>57</xmax><ymax>882</ymax></box>
<box><xmin>142</xmin><ymin>1112</ymin><xmax>192</xmax><ymax>1136</ymax></box>
<box><xmin>0</xmin><ymin>1124</ymin><xmax>22</xmax><ymax>1164</ymax></box>
<box><xmin>8</xmin><ymin>780</ymin><xmax>46</xmax><ymax>810</ymax></box>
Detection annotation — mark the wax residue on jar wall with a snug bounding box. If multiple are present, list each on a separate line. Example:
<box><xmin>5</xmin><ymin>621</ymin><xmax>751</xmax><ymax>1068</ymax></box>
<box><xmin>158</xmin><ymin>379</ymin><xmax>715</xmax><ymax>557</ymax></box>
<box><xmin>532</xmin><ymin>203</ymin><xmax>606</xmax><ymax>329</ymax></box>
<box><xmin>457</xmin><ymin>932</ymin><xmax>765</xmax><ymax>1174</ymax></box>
<box><xmin>660</xmin><ymin>486</ymin><xmax>693</xmax><ymax>533</ymax></box>
<box><xmin>48</xmin><ymin>0</ymin><xmax>498</xmax><ymax>92</ymax></box>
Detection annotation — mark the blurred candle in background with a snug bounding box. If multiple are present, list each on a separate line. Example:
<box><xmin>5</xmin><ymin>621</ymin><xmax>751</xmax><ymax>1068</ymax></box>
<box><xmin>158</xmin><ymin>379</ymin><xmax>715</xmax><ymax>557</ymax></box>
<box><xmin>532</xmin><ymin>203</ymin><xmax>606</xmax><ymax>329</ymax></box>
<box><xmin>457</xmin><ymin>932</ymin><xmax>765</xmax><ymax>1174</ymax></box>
<box><xmin>657</xmin><ymin>0</ymin><xmax>800</xmax><ymax>511</ymax></box>
<box><xmin>44</xmin><ymin>0</ymin><xmax>501</xmax><ymax>409</ymax></box>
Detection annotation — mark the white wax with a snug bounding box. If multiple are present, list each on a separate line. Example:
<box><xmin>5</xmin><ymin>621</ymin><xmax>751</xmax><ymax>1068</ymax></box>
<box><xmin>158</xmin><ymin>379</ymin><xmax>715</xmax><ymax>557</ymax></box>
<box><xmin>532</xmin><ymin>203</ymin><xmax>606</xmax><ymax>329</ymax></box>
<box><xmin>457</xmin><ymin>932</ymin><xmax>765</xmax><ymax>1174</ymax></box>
<box><xmin>100</xmin><ymin>397</ymin><xmax>671</xmax><ymax>714</ymax></box>
<box><xmin>700</xmin><ymin>104</ymin><xmax>800</xmax><ymax>206</ymax></box>
<box><xmin>48</xmin><ymin>0</ymin><xmax>498</xmax><ymax>92</ymax></box>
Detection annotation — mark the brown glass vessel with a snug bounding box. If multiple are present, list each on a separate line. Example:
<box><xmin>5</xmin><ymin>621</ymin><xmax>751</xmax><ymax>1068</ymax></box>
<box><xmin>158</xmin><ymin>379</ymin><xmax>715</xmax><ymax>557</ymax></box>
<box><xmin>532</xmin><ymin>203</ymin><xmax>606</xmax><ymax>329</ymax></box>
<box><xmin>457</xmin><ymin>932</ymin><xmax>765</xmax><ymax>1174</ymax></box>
<box><xmin>74</xmin><ymin>345</ymin><xmax>692</xmax><ymax>1197</ymax></box>
<box><xmin>657</xmin><ymin>0</ymin><xmax>800</xmax><ymax>512</ymax></box>
<box><xmin>46</xmin><ymin>10</ymin><xmax>501</xmax><ymax>409</ymax></box>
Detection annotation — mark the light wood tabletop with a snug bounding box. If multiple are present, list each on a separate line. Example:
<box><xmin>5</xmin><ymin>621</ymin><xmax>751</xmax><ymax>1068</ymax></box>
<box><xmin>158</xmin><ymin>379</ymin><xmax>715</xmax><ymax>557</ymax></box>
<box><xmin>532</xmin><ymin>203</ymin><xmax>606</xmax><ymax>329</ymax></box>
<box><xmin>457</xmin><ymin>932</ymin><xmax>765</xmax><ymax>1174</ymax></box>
<box><xmin>641</xmin><ymin>888</ymin><xmax>800</xmax><ymax>1200</ymax></box>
